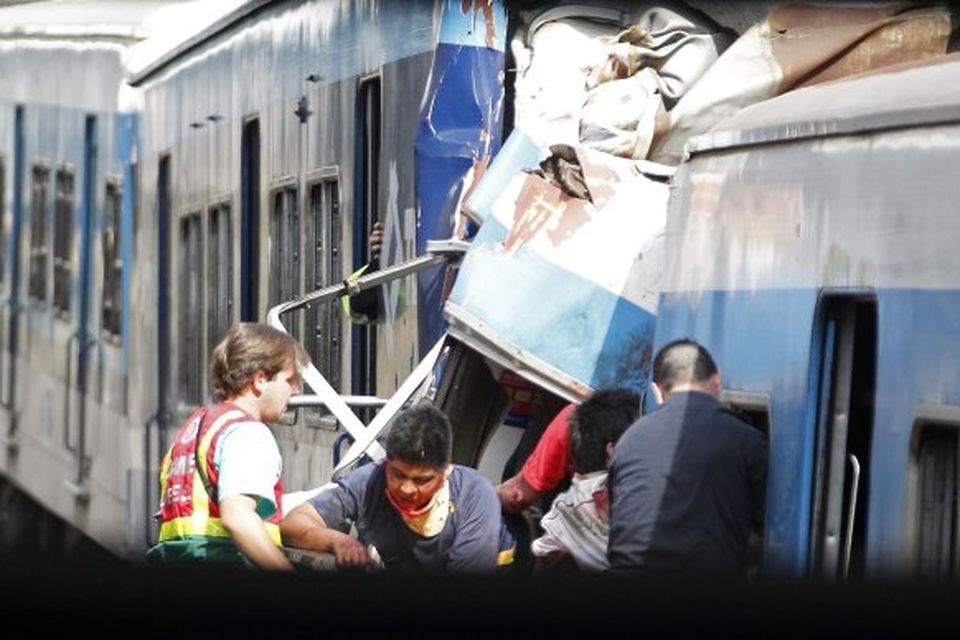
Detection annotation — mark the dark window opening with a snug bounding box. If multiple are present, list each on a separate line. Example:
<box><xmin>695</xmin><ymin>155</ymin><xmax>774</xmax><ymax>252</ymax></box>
<box><xmin>240</xmin><ymin>118</ymin><xmax>260</xmax><ymax>322</ymax></box>
<box><xmin>28</xmin><ymin>164</ymin><xmax>50</xmax><ymax>303</ymax></box>
<box><xmin>915</xmin><ymin>422</ymin><xmax>959</xmax><ymax>580</ymax></box>
<box><xmin>354</xmin><ymin>75</ymin><xmax>381</xmax><ymax>402</ymax></box>
<box><xmin>157</xmin><ymin>154</ymin><xmax>172</xmax><ymax>421</ymax></box>
<box><xmin>207</xmin><ymin>202</ymin><xmax>233</xmax><ymax>352</ymax></box>
<box><xmin>178</xmin><ymin>212</ymin><xmax>203</xmax><ymax>406</ymax></box>
<box><xmin>101</xmin><ymin>182</ymin><xmax>122</xmax><ymax>338</ymax></box>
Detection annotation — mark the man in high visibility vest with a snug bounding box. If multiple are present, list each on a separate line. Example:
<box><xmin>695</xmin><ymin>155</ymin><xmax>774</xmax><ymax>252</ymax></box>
<box><xmin>148</xmin><ymin>323</ymin><xmax>309</xmax><ymax>570</ymax></box>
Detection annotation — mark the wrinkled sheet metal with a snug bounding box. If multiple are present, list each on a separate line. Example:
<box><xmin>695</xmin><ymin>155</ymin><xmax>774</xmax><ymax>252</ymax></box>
<box><xmin>511</xmin><ymin>5</ymin><xmax>730</xmax><ymax>157</ymax></box>
<box><xmin>415</xmin><ymin>0</ymin><xmax>506</xmax><ymax>356</ymax></box>
<box><xmin>652</xmin><ymin>3</ymin><xmax>953</xmax><ymax>164</ymax></box>
<box><xmin>462</xmin><ymin>127</ymin><xmax>545</xmax><ymax>225</ymax></box>
<box><xmin>445</xmin><ymin>147</ymin><xmax>669</xmax><ymax>400</ymax></box>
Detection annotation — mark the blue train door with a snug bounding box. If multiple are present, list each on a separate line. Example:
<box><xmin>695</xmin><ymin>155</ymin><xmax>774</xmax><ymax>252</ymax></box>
<box><xmin>1</xmin><ymin>106</ymin><xmax>25</xmax><ymax>435</ymax></box>
<box><xmin>809</xmin><ymin>294</ymin><xmax>877</xmax><ymax>578</ymax></box>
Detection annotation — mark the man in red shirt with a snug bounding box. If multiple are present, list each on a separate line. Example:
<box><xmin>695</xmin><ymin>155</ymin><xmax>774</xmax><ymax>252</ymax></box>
<box><xmin>497</xmin><ymin>402</ymin><xmax>576</xmax><ymax>514</ymax></box>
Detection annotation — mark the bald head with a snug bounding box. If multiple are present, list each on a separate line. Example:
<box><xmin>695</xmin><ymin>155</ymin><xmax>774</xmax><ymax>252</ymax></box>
<box><xmin>652</xmin><ymin>339</ymin><xmax>719</xmax><ymax>396</ymax></box>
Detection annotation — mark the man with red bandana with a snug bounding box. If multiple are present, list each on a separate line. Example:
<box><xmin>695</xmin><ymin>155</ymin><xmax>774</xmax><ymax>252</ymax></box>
<box><xmin>280</xmin><ymin>403</ymin><xmax>514</xmax><ymax>572</ymax></box>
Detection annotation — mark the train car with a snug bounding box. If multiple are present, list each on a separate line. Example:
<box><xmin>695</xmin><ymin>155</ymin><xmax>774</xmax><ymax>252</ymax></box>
<box><xmin>125</xmin><ymin>0</ymin><xmax>509</xmax><ymax>556</ymax></box>
<box><xmin>655</xmin><ymin>55</ymin><xmax>960</xmax><ymax>579</ymax></box>
<box><xmin>0</xmin><ymin>1</ymin><xmax>176</xmax><ymax>560</ymax></box>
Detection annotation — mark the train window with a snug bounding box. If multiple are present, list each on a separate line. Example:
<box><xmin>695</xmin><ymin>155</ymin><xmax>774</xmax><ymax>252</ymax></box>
<box><xmin>178</xmin><ymin>211</ymin><xmax>203</xmax><ymax>406</ymax></box>
<box><xmin>0</xmin><ymin>158</ymin><xmax>5</xmax><ymax>284</ymax></box>
<box><xmin>207</xmin><ymin>201</ymin><xmax>233</xmax><ymax>351</ymax></box>
<box><xmin>268</xmin><ymin>183</ymin><xmax>300</xmax><ymax>341</ymax></box>
<box><xmin>305</xmin><ymin>174</ymin><xmax>342</xmax><ymax>424</ymax></box>
<box><xmin>269</xmin><ymin>184</ymin><xmax>300</xmax><ymax>425</ymax></box>
<box><xmin>912</xmin><ymin>417</ymin><xmax>960</xmax><ymax>579</ymax></box>
<box><xmin>102</xmin><ymin>181</ymin><xmax>122</xmax><ymax>338</ymax></box>
<box><xmin>28</xmin><ymin>163</ymin><xmax>50</xmax><ymax>303</ymax></box>
<box><xmin>719</xmin><ymin>390</ymin><xmax>771</xmax><ymax>435</ymax></box>
<box><xmin>53</xmin><ymin>167</ymin><xmax>74</xmax><ymax>317</ymax></box>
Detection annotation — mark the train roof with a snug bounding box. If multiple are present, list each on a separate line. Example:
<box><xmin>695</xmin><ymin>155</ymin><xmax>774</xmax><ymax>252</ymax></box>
<box><xmin>686</xmin><ymin>54</ymin><xmax>960</xmax><ymax>157</ymax></box>
<box><xmin>0</xmin><ymin>0</ymin><xmax>190</xmax><ymax>43</ymax></box>
<box><xmin>126</xmin><ymin>0</ymin><xmax>269</xmax><ymax>85</ymax></box>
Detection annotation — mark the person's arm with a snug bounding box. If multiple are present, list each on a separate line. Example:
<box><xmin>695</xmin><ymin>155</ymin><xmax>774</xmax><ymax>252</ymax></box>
<box><xmin>219</xmin><ymin>494</ymin><xmax>293</xmax><ymax>571</ymax></box>
<box><xmin>496</xmin><ymin>403</ymin><xmax>576</xmax><ymax>512</ymax></box>
<box><xmin>496</xmin><ymin>472</ymin><xmax>544</xmax><ymax>513</ymax></box>
<box><xmin>346</xmin><ymin>222</ymin><xmax>383</xmax><ymax>322</ymax></box>
<box><xmin>280</xmin><ymin>502</ymin><xmax>372</xmax><ymax>568</ymax></box>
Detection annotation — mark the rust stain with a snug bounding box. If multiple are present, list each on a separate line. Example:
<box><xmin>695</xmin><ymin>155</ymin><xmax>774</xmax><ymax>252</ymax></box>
<box><xmin>456</xmin><ymin>154</ymin><xmax>491</xmax><ymax>228</ymax></box>
<box><xmin>768</xmin><ymin>4</ymin><xmax>951</xmax><ymax>93</ymax></box>
<box><xmin>500</xmin><ymin>174</ymin><xmax>592</xmax><ymax>255</ymax></box>
<box><xmin>461</xmin><ymin>0</ymin><xmax>497</xmax><ymax>50</ymax></box>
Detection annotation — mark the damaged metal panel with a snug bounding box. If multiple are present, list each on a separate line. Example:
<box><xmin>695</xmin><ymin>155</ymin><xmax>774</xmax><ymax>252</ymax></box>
<box><xmin>414</xmin><ymin>0</ymin><xmax>507</xmax><ymax>356</ymax></box>
<box><xmin>511</xmin><ymin>4</ymin><xmax>730</xmax><ymax>155</ymax></box>
<box><xmin>445</xmin><ymin>146</ymin><xmax>668</xmax><ymax>401</ymax></box>
<box><xmin>653</xmin><ymin>3</ymin><xmax>953</xmax><ymax>164</ymax></box>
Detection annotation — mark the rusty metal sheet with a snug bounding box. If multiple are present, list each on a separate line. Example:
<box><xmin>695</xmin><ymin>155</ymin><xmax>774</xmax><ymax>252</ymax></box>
<box><xmin>769</xmin><ymin>4</ymin><xmax>952</xmax><ymax>92</ymax></box>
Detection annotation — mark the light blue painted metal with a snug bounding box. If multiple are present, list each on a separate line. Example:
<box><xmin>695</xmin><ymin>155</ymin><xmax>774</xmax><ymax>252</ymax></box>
<box><xmin>446</xmin><ymin>151</ymin><xmax>667</xmax><ymax>400</ymax></box>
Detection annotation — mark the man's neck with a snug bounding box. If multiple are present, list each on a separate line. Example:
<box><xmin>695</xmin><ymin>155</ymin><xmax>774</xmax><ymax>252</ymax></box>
<box><xmin>225</xmin><ymin>393</ymin><xmax>261</xmax><ymax>421</ymax></box>
<box><xmin>663</xmin><ymin>384</ymin><xmax>716</xmax><ymax>403</ymax></box>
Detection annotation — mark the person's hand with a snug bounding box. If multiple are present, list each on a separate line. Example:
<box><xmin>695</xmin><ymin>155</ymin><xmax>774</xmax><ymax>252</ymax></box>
<box><xmin>331</xmin><ymin>536</ymin><xmax>373</xmax><ymax>569</ymax></box>
<box><xmin>369</xmin><ymin>221</ymin><xmax>384</xmax><ymax>260</ymax></box>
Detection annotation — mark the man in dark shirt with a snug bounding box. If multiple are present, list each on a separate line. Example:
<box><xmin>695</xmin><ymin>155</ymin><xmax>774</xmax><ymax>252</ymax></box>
<box><xmin>280</xmin><ymin>403</ymin><xmax>513</xmax><ymax>572</ymax></box>
<box><xmin>607</xmin><ymin>339</ymin><xmax>767</xmax><ymax>576</ymax></box>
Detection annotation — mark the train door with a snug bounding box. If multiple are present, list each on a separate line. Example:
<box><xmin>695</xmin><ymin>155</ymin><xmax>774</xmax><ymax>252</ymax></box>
<box><xmin>63</xmin><ymin>115</ymin><xmax>99</xmax><ymax>491</ymax></box>
<box><xmin>809</xmin><ymin>294</ymin><xmax>877</xmax><ymax>579</ymax></box>
<box><xmin>240</xmin><ymin>117</ymin><xmax>260</xmax><ymax>322</ymax></box>
<box><xmin>1</xmin><ymin>106</ymin><xmax>24</xmax><ymax>435</ymax></box>
<box><xmin>353</xmin><ymin>75</ymin><xmax>380</xmax><ymax>411</ymax></box>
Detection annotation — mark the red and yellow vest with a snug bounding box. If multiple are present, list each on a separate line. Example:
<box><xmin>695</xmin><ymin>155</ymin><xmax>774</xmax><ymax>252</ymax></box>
<box><xmin>155</xmin><ymin>402</ymin><xmax>284</xmax><ymax>547</ymax></box>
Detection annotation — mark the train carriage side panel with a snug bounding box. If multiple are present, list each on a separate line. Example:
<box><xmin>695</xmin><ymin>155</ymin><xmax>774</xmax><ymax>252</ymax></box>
<box><xmin>657</xmin><ymin>58</ymin><xmax>960</xmax><ymax>578</ymax></box>
<box><xmin>132</xmin><ymin>0</ymin><xmax>445</xmax><ymax>521</ymax></box>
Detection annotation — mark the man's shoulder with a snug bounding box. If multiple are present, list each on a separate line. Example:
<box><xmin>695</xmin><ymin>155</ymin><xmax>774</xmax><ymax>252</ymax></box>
<box><xmin>341</xmin><ymin>461</ymin><xmax>383</xmax><ymax>486</ymax></box>
<box><xmin>451</xmin><ymin>464</ymin><xmax>493</xmax><ymax>487</ymax></box>
<box><xmin>450</xmin><ymin>466</ymin><xmax>498</xmax><ymax>503</ymax></box>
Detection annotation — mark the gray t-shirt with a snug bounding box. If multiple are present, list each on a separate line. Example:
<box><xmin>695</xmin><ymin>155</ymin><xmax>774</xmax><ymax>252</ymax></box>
<box><xmin>309</xmin><ymin>461</ymin><xmax>507</xmax><ymax>572</ymax></box>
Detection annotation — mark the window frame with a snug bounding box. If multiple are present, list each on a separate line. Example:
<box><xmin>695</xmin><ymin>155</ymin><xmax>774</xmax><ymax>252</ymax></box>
<box><xmin>52</xmin><ymin>164</ymin><xmax>76</xmax><ymax>319</ymax></box>
<box><xmin>101</xmin><ymin>176</ymin><xmax>123</xmax><ymax>340</ymax></box>
<box><xmin>303</xmin><ymin>167</ymin><xmax>343</xmax><ymax>429</ymax></box>
<box><xmin>267</xmin><ymin>176</ymin><xmax>301</xmax><ymax>339</ymax></box>
<box><xmin>177</xmin><ymin>209</ymin><xmax>204</xmax><ymax>409</ymax></box>
<box><xmin>28</xmin><ymin>161</ymin><xmax>51</xmax><ymax>305</ymax></box>
<box><xmin>206</xmin><ymin>196</ymin><xmax>234</xmax><ymax>355</ymax></box>
<box><xmin>908</xmin><ymin>405</ymin><xmax>960</xmax><ymax>579</ymax></box>
<box><xmin>0</xmin><ymin>155</ymin><xmax>6</xmax><ymax>285</ymax></box>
